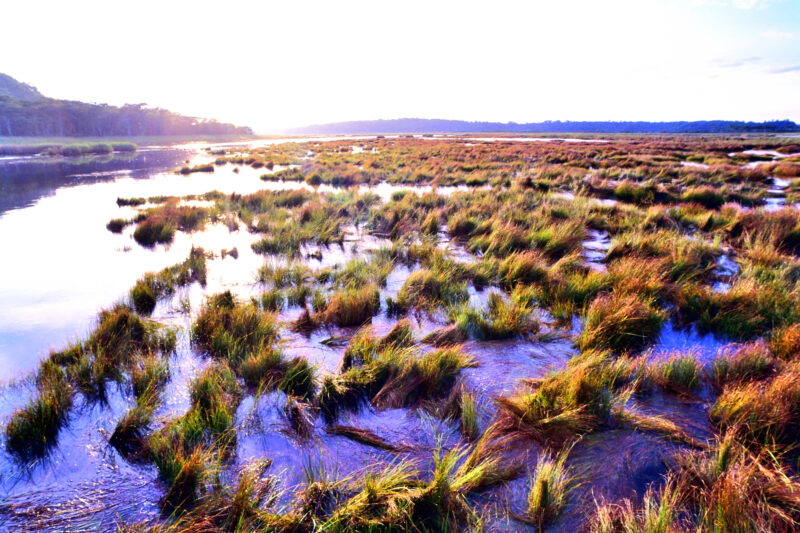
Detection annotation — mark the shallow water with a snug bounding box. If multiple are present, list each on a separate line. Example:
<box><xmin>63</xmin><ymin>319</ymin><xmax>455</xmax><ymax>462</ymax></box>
<box><xmin>0</xmin><ymin>136</ymin><xmax>774</xmax><ymax>530</ymax></box>
<box><xmin>0</xmin><ymin>141</ymin><xmax>567</xmax><ymax>527</ymax></box>
<box><xmin>0</xmin><ymin>147</ymin><xmax>282</xmax><ymax>378</ymax></box>
<box><xmin>0</xmin><ymin>143</ymin><xmax>495</xmax><ymax>379</ymax></box>
<box><xmin>583</xmin><ymin>229</ymin><xmax>611</xmax><ymax>270</ymax></box>
<box><xmin>764</xmin><ymin>175</ymin><xmax>793</xmax><ymax>212</ymax></box>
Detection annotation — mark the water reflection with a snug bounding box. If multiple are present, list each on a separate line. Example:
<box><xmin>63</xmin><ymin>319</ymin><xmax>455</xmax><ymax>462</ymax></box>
<box><xmin>0</xmin><ymin>149</ymin><xmax>192</xmax><ymax>215</ymax></box>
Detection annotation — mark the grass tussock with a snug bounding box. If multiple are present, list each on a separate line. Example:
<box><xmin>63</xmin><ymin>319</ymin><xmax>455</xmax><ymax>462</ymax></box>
<box><xmin>520</xmin><ymin>447</ymin><xmax>576</xmax><ymax>530</ymax></box>
<box><xmin>192</xmin><ymin>291</ymin><xmax>279</xmax><ymax>368</ymax></box>
<box><xmin>710</xmin><ymin>341</ymin><xmax>775</xmax><ymax>389</ymax></box>
<box><xmin>770</xmin><ymin>323</ymin><xmax>800</xmax><ymax>361</ymax></box>
<box><xmin>452</xmin><ymin>292</ymin><xmax>540</xmax><ymax>340</ymax></box>
<box><xmin>709</xmin><ymin>362</ymin><xmax>800</xmax><ymax>446</ymax></box>
<box><xmin>677</xmin><ymin>279</ymin><xmax>799</xmax><ymax>340</ymax></box>
<box><xmin>318</xmin><ymin>345</ymin><xmax>475</xmax><ymax>422</ymax></box>
<box><xmin>146</xmin><ymin>363</ymin><xmax>241</xmax><ymax>510</ymax></box>
<box><xmin>496</xmin><ymin>351</ymin><xmax>636</xmax><ymax>446</ymax></box>
<box><xmin>646</xmin><ymin>353</ymin><xmax>702</xmax><ymax>395</ymax></box>
<box><xmin>130</xmin><ymin>248</ymin><xmax>207</xmax><ymax>314</ymax></box>
<box><xmin>577</xmin><ymin>292</ymin><xmax>665</xmax><ymax>354</ymax></box>
<box><xmin>392</xmin><ymin>268</ymin><xmax>468</xmax><ymax>313</ymax></box>
<box><xmin>133</xmin><ymin>203</ymin><xmax>208</xmax><ymax>247</ymax></box>
<box><xmin>310</xmin><ymin>440</ymin><xmax>518</xmax><ymax>532</ymax></box>
<box><xmin>318</xmin><ymin>284</ymin><xmax>380</xmax><ymax>327</ymax></box>
<box><xmin>5</xmin><ymin>362</ymin><xmax>75</xmax><ymax>459</ymax></box>
<box><xmin>589</xmin><ymin>476</ymin><xmax>685</xmax><ymax>533</ymax></box>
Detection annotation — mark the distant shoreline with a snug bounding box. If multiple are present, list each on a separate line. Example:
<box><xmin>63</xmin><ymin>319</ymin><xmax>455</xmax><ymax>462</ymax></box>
<box><xmin>284</xmin><ymin>118</ymin><xmax>800</xmax><ymax>136</ymax></box>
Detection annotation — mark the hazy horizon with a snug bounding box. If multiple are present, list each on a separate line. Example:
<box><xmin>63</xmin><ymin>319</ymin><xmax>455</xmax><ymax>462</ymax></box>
<box><xmin>4</xmin><ymin>0</ymin><xmax>800</xmax><ymax>133</ymax></box>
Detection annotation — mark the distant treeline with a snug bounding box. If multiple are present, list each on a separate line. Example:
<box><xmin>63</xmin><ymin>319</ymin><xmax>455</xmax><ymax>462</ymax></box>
<box><xmin>288</xmin><ymin>118</ymin><xmax>800</xmax><ymax>135</ymax></box>
<box><xmin>0</xmin><ymin>96</ymin><xmax>253</xmax><ymax>137</ymax></box>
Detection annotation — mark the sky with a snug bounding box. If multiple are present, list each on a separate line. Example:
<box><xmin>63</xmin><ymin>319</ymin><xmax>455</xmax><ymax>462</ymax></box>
<box><xmin>3</xmin><ymin>0</ymin><xmax>799</xmax><ymax>133</ymax></box>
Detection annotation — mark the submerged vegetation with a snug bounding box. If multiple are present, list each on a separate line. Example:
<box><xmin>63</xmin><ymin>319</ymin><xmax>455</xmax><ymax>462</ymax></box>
<box><xmin>7</xmin><ymin>134</ymin><xmax>800</xmax><ymax>531</ymax></box>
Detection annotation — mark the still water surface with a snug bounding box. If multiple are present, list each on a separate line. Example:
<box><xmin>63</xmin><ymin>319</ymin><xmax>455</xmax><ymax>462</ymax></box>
<box><xmin>0</xmin><ymin>142</ymin><xmax>326</xmax><ymax>378</ymax></box>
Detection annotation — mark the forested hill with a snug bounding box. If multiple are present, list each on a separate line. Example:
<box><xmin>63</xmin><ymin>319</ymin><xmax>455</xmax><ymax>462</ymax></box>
<box><xmin>0</xmin><ymin>73</ymin><xmax>252</xmax><ymax>137</ymax></box>
<box><xmin>0</xmin><ymin>73</ymin><xmax>42</xmax><ymax>101</ymax></box>
<box><xmin>287</xmin><ymin>118</ymin><xmax>800</xmax><ymax>135</ymax></box>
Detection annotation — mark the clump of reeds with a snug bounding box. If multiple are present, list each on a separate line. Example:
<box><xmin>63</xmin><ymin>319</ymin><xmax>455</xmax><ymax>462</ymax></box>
<box><xmin>677</xmin><ymin>279</ymin><xmax>798</xmax><ymax>340</ymax></box>
<box><xmin>589</xmin><ymin>476</ymin><xmax>685</xmax><ymax>533</ymax></box>
<box><xmin>452</xmin><ymin>292</ymin><xmax>540</xmax><ymax>340</ymax></box>
<box><xmin>145</xmin><ymin>363</ymin><xmax>241</xmax><ymax>509</ymax></box>
<box><xmin>393</xmin><ymin>268</ymin><xmax>468</xmax><ymax>312</ymax></box>
<box><xmin>279</xmin><ymin>357</ymin><xmax>317</xmax><ymax>400</ymax></box>
<box><xmin>85</xmin><ymin>305</ymin><xmax>170</xmax><ymax>374</ymax></box>
<box><xmin>110</xmin><ymin>388</ymin><xmax>159</xmax><ymax>458</ymax></box>
<box><xmin>710</xmin><ymin>342</ymin><xmax>774</xmax><ymax>389</ymax></box>
<box><xmin>448</xmin><ymin>212</ymin><xmax>478</xmax><ymax>237</ymax></box>
<box><xmin>669</xmin><ymin>430</ymin><xmax>800</xmax><ymax>531</ymax></box>
<box><xmin>422</xmin><ymin>324</ymin><xmax>469</xmax><ymax>347</ymax></box>
<box><xmin>496</xmin><ymin>351</ymin><xmax>636</xmax><ymax>446</ymax></box>
<box><xmin>709</xmin><ymin>362</ymin><xmax>800</xmax><ymax>446</ymax></box>
<box><xmin>497</xmin><ymin>251</ymin><xmax>548</xmax><ymax>288</ymax></box>
<box><xmin>340</xmin><ymin>321</ymin><xmax>414</xmax><ymax>371</ymax></box>
<box><xmin>646</xmin><ymin>352</ymin><xmax>702</xmax><ymax>395</ymax></box>
<box><xmin>577</xmin><ymin>292</ymin><xmax>665</xmax><ymax>353</ymax></box>
<box><xmin>178</xmin><ymin>164</ymin><xmax>215</xmax><ymax>174</ymax></box>
<box><xmin>681</xmin><ymin>185</ymin><xmax>725</xmax><ymax>208</ymax></box>
<box><xmin>769</xmin><ymin>323</ymin><xmax>800</xmax><ymax>361</ymax></box>
<box><xmin>239</xmin><ymin>346</ymin><xmax>285</xmax><ymax>388</ymax></box>
<box><xmin>530</xmin><ymin>219</ymin><xmax>585</xmax><ymax>259</ymax></box>
<box><xmin>130</xmin><ymin>249</ymin><xmax>207</xmax><ymax>314</ymax></box>
<box><xmin>133</xmin><ymin>216</ymin><xmax>175</xmax><ymax>246</ymax></box>
<box><xmin>5</xmin><ymin>361</ymin><xmax>75</xmax><ymax>459</ymax></box>
<box><xmin>315</xmin><ymin>439</ymin><xmax>517</xmax><ymax>532</ymax></box>
<box><xmin>521</xmin><ymin>448</ymin><xmax>576</xmax><ymax>530</ymax></box>
<box><xmin>470</xmin><ymin>223</ymin><xmax>531</xmax><ymax>257</ymax></box>
<box><xmin>133</xmin><ymin>204</ymin><xmax>208</xmax><ymax>247</ymax></box>
<box><xmin>106</xmin><ymin>217</ymin><xmax>130</xmax><ymax>233</ymax></box>
<box><xmin>318</xmin><ymin>284</ymin><xmax>380</xmax><ymax>327</ymax></box>
<box><xmin>192</xmin><ymin>291</ymin><xmax>279</xmax><ymax>368</ymax></box>
<box><xmin>318</xmin><ymin>344</ymin><xmax>474</xmax><ymax>422</ymax></box>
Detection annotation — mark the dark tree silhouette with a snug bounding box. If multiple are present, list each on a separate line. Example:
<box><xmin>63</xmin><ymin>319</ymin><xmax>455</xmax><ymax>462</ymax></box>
<box><xmin>0</xmin><ymin>73</ymin><xmax>252</xmax><ymax>137</ymax></box>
